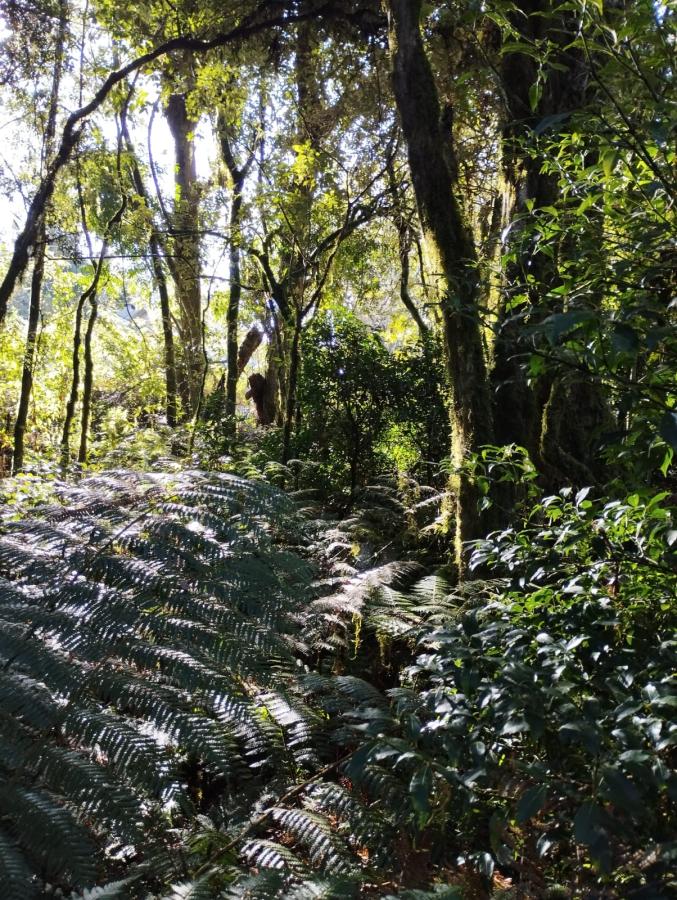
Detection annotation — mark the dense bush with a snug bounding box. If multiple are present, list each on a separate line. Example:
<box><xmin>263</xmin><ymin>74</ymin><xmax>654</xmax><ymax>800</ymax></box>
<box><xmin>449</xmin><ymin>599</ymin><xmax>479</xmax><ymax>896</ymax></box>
<box><xmin>294</xmin><ymin>310</ymin><xmax>448</xmax><ymax>500</ymax></box>
<box><xmin>0</xmin><ymin>467</ymin><xmax>674</xmax><ymax>897</ymax></box>
<box><xmin>305</xmin><ymin>488</ymin><xmax>677</xmax><ymax>897</ymax></box>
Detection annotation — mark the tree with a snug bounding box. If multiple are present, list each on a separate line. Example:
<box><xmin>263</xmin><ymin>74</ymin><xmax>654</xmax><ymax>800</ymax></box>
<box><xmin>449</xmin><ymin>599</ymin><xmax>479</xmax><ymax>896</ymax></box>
<box><xmin>384</xmin><ymin>0</ymin><xmax>495</xmax><ymax>571</ymax></box>
<box><xmin>10</xmin><ymin>0</ymin><xmax>68</xmax><ymax>472</ymax></box>
<box><xmin>216</xmin><ymin>82</ymin><xmax>258</xmax><ymax>445</ymax></box>
<box><xmin>163</xmin><ymin>55</ymin><xmax>204</xmax><ymax>416</ymax></box>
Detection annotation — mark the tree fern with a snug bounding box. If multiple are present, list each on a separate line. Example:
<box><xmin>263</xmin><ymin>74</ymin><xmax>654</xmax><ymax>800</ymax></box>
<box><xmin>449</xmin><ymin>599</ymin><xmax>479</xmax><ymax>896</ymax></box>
<box><xmin>0</xmin><ymin>830</ymin><xmax>37</xmax><ymax>900</ymax></box>
<box><xmin>0</xmin><ymin>470</ymin><xmax>320</xmax><ymax>894</ymax></box>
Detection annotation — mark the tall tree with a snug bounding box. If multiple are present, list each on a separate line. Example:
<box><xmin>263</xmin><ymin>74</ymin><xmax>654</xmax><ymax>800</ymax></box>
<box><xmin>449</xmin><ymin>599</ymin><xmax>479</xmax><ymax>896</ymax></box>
<box><xmin>384</xmin><ymin>0</ymin><xmax>495</xmax><ymax>571</ymax></box>
<box><xmin>217</xmin><ymin>105</ymin><xmax>257</xmax><ymax>445</ymax></box>
<box><xmin>164</xmin><ymin>53</ymin><xmax>203</xmax><ymax>417</ymax></box>
<box><xmin>12</xmin><ymin>0</ymin><xmax>68</xmax><ymax>472</ymax></box>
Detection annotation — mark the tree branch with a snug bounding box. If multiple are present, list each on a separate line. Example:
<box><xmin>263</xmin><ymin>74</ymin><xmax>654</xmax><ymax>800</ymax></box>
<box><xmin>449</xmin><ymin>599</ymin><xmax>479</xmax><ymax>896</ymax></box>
<box><xmin>0</xmin><ymin>0</ymin><xmax>348</xmax><ymax>325</ymax></box>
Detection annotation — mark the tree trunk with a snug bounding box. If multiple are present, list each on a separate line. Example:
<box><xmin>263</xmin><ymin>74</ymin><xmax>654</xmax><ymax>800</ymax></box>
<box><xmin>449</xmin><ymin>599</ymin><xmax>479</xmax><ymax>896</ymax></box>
<box><xmin>491</xmin><ymin>0</ymin><xmax>564</xmax><ymax>458</ymax></box>
<box><xmin>492</xmin><ymin>1</ymin><xmax>612</xmax><ymax>487</ymax></box>
<box><xmin>282</xmin><ymin>309</ymin><xmax>302</xmax><ymax>464</ymax></box>
<box><xmin>12</xmin><ymin>228</ymin><xmax>45</xmax><ymax>473</ymax></box>
<box><xmin>217</xmin><ymin>111</ymin><xmax>250</xmax><ymax>447</ymax></box>
<box><xmin>225</xmin><ymin>185</ymin><xmax>243</xmax><ymax>443</ymax></box>
<box><xmin>153</xmin><ymin>234</ymin><xmax>179</xmax><ymax>428</ymax></box>
<box><xmin>12</xmin><ymin>0</ymin><xmax>67</xmax><ymax>472</ymax></box>
<box><xmin>384</xmin><ymin>0</ymin><xmax>495</xmax><ymax>572</ymax></box>
<box><xmin>165</xmin><ymin>69</ymin><xmax>202</xmax><ymax>417</ymax></box>
<box><xmin>61</xmin><ymin>270</ymin><xmax>99</xmax><ymax>467</ymax></box>
<box><xmin>122</xmin><ymin>121</ymin><xmax>178</xmax><ymax>426</ymax></box>
<box><xmin>77</xmin><ymin>292</ymin><xmax>98</xmax><ymax>463</ymax></box>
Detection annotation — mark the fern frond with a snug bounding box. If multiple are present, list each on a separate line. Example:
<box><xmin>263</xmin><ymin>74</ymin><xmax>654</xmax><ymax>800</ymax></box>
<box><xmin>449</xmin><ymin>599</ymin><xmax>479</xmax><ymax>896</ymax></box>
<box><xmin>63</xmin><ymin>705</ymin><xmax>177</xmax><ymax>803</ymax></box>
<box><xmin>241</xmin><ymin>838</ymin><xmax>306</xmax><ymax>872</ymax></box>
<box><xmin>258</xmin><ymin>691</ymin><xmax>323</xmax><ymax>768</ymax></box>
<box><xmin>0</xmin><ymin>469</ymin><xmax>329</xmax><ymax>893</ymax></box>
<box><xmin>304</xmin><ymin>782</ymin><xmax>393</xmax><ymax>867</ymax></box>
<box><xmin>266</xmin><ymin>808</ymin><xmax>356</xmax><ymax>875</ymax></box>
<box><xmin>70</xmin><ymin>878</ymin><xmax>139</xmax><ymax>899</ymax></box>
<box><xmin>0</xmin><ymin>783</ymin><xmax>98</xmax><ymax>886</ymax></box>
<box><xmin>332</xmin><ymin>677</ymin><xmax>388</xmax><ymax>709</ymax></box>
<box><xmin>0</xmin><ymin>829</ymin><xmax>37</xmax><ymax>900</ymax></box>
<box><xmin>221</xmin><ymin>870</ymin><xmax>286</xmax><ymax>898</ymax></box>
<box><xmin>284</xmin><ymin>875</ymin><xmax>362</xmax><ymax>899</ymax></box>
<box><xmin>160</xmin><ymin>872</ymin><xmax>227</xmax><ymax>899</ymax></box>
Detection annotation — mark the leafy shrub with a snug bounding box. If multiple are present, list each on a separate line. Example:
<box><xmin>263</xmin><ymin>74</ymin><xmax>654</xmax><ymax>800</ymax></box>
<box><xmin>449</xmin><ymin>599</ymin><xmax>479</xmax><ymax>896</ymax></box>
<box><xmin>311</xmin><ymin>489</ymin><xmax>677</xmax><ymax>897</ymax></box>
<box><xmin>295</xmin><ymin>310</ymin><xmax>448</xmax><ymax>500</ymax></box>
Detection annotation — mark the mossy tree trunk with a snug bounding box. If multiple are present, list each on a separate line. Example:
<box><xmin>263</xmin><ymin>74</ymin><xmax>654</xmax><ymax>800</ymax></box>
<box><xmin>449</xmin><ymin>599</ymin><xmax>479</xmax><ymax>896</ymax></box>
<box><xmin>491</xmin><ymin>0</ymin><xmax>566</xmax><ymax>460</ymax></box>
<box><xmin>384</xmin><ymin>0</ymin><xmax>495</xmax><ymax>572</ymax></box>
<box><xmin>165</xmin><ymin>61</ymin><xmax>203</xmax><ymax>418</ymax></box>
<box><xmin>492</xmin><ymin>1</ymin><xmax>612</xmax><ymax>487</ymax></box>
<box><xmin>217</xmin><ymin>111</ymin><xmax>254</xmax><ymax>448</ymax></box>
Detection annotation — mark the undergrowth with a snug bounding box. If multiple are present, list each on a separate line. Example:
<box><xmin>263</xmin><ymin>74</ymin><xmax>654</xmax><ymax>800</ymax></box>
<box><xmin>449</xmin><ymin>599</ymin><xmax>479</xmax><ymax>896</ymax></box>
<box><xmin>0</xmin><ymin>469</ymin><xmax>674</xmax><ymax>898</ymax></box>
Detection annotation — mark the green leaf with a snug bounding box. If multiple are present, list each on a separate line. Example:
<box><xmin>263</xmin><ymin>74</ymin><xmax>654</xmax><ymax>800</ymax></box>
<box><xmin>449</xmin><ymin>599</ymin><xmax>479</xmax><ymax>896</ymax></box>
<box><xmin>573</xmin><ymin>802</ymin><xmax>612</xmax><ymax>872</ymax></box>
<box><xmin>529</xmin><ymin>80</ymin><xmax>542</xmax><ymax>112</ymax></box>
<box><xmin>611</xmin><ymin>324</ymin><xmax>639</xmax><ymax>354</ymax></box>
<box><xmin>516</xmin><ymin>784</ymin><xmax>548</xmax><ymax>824</ymax></box>
<box><xmin>500</xmin><ymin>41</ymin><xmax>541</xmax><ymax>59</ymax></box>
<box><xmin>409</xmin><ymin>764</ymin><xmax>433</xmax><ymax>817</ymax></box>
<box><xmin>502</xmin><ymin>716</ymin><xmax>530</xmax><ymax>735</ymax></box>
<box><xmin>601</xmin><ymin>149</ymin><xmax>618</xmax><ymax>177</ymax></box>
<box><xmin>541</xmin><ymin>310</ymin><xmax>594</xmax><ymax>344</ymax></box>
<box><xmin>659</xmin><ymin>411</ymin><xmax>677</xmax><ymax>451</ymax></box>
<box><xmin>660</xmin><ymin>447</ymin><xmax>674</xmax><ymax>477</ymax></box>
<box><xmin>573</xmin><ymin>802</ymin><xmax>605</xmax><ymax>846</ymax></box>
<box><xmin>533</xmin><ymin>112</ymin><xmax>570</xmax><ymax>135</ymax></box>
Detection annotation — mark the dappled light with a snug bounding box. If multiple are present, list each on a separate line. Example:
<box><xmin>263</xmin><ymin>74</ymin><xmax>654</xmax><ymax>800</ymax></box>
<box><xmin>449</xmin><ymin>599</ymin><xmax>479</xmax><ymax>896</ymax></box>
<box><xmin>0</xmin><ymin>0</ymin><xmax>674</xmax><ymax>897</ymax></box>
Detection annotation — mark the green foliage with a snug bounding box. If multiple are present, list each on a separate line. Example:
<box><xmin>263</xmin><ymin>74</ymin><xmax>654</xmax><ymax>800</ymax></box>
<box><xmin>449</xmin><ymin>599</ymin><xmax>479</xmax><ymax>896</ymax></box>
<box><xmin>308</xmin><ymin>488</ymin><xmax>677</xmax><ymax>896</ymax></box>
<box><xmin>0</xmin><ymin>470</ymin><xmax>320</xmax><ymax>895</ymax></box>
<box><xmin>295</xmin><ymin>310</ymin><xmax>448</xmax><ymax>499</ymax></box>
<box><xmin>498</xmin><ymin>0</ymin><xmax>677</xmax><ymax>487</ymax></box>
<box><xmin>0</xmin><ymin>1</ymin><xmax>676</xmax><ymax>897</ymax></box>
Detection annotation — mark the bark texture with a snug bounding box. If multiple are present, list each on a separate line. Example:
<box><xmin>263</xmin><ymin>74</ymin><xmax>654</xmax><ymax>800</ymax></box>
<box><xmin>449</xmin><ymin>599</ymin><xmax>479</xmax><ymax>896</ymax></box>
<box><xmin>492</xmin><ymin>0</ymin><xmax>612</xmax><ymax>487</ymax></box>
<box><xmin>217</xmin><ymin>110</ymin><xmax>254</xmax><ymax>445</ymax></box>
<box><xmin>384</xmin><ymin>0</ymin><xmax>495</xmax><ymax>571</ymax></box>
<box><xmin>165</xmin><ymin>77</ymin><xmax>203</xmax><ymax>417</ymax></box>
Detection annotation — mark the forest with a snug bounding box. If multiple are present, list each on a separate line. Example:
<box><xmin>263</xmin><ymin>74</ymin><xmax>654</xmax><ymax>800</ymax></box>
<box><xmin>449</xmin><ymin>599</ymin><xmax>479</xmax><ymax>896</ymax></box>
<box><xmin>0</xmin><ymin>0</ymin><xmax>675</xmax><ymax>897</ymax></box>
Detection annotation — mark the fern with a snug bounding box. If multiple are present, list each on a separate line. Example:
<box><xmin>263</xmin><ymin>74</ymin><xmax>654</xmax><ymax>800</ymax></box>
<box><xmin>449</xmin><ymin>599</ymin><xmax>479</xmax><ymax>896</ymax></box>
<box><xmin>0</xmin><ymin>471</ymin><xmax>543</xmax><ymax>897</ymax></box>
<box><xmin>0</xmin><ymin>470</ymin><xmax>319</xmax><ymax>894</ymax></box>
<box><xmin>0</xmin><ymin>831</ymin><xmax>37</xmax><ymax>900</ymax></box>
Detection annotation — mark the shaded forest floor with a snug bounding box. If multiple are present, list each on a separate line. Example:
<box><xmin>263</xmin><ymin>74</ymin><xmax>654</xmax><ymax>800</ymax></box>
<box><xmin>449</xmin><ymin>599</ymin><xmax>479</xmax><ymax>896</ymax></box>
<box><xmin>0</xmin><ymin>463</ymin><xmax>674</xmax><ymax>898</ymax></box>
